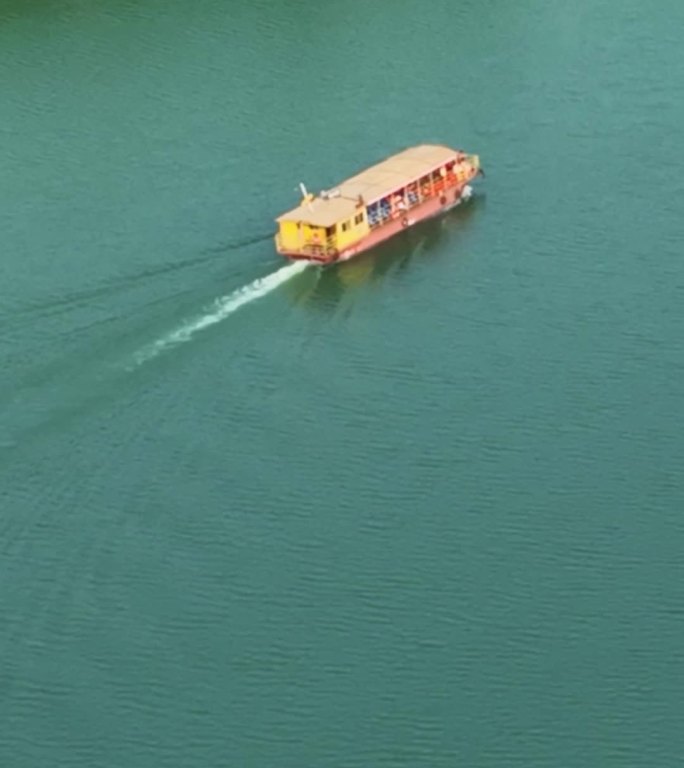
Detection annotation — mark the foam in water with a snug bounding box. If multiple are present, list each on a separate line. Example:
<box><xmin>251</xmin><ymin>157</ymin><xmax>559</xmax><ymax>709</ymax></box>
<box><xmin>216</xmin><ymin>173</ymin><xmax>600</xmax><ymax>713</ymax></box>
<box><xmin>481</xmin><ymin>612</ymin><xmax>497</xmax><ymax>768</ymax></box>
<box><xmin>133</xmin><ymin>260</ymin><xmax>309</xmax><ymax>365</ymax></box>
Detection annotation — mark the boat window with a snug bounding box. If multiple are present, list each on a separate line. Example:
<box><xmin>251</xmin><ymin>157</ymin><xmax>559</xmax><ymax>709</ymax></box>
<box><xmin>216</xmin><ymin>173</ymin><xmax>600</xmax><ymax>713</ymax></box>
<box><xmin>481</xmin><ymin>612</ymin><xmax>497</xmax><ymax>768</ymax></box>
<box><xmin>326</xmin><ymin>225</ymin><xmax>336</xmax><ymax>237</ymax></box>
<box><xmin>354</xmin><ymin>213</ymin><xmax>364</xmax><ymax>225</ymax></box>
<box><xmin>341</xmin><ymin>220</ymin><xmax>350</xmax><ymax>232</ymax></box>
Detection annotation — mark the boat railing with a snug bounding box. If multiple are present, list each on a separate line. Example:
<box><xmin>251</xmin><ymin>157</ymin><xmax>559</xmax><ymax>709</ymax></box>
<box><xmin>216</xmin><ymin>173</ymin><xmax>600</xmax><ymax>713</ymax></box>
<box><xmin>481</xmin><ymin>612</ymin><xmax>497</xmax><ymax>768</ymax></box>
<box><xmin>299</xmin><ymin>242</ymin><xmax>337</xmax><ymax>259</ymax></box>
<box><xmin>364</xmin><ymin>162</ymin><xmax>476</xmax><ymax>229</ymax></box>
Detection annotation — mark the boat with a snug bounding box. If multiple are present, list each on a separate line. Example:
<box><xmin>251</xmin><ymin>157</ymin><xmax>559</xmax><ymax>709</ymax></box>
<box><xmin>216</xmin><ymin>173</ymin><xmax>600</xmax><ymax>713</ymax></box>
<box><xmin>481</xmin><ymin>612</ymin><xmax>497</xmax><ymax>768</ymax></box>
<box><xmin>274</xmin><ymin>143</ymin><xmax>483</xmax><ymax>264</ymax></box>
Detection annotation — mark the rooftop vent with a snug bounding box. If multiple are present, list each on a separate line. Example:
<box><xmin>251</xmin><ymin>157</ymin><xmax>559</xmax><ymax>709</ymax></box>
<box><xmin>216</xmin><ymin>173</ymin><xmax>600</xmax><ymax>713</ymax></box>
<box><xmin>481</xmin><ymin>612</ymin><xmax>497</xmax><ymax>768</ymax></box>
<box><xmin>320</xmin><ymin>188</ymin><xmax>341</xmax><ymax>200</ymax></box>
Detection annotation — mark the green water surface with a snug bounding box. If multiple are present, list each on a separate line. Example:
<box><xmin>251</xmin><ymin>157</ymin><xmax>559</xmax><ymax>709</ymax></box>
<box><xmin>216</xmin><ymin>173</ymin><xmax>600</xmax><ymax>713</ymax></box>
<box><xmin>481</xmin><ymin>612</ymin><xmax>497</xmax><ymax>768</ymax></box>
<box><xmin>2</xmin><ymin>1</ymin><xmax>684</xmax><ymax>765</ymax></box>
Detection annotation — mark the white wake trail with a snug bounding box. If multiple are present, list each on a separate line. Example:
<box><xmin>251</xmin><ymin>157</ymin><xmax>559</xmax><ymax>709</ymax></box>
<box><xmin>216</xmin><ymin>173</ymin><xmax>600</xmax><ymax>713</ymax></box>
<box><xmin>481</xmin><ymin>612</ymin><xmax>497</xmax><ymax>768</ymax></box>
<box><xmin>132</xmin><ymin>260</ymin><xmax>309</xmax><ymax>365</ymax></box>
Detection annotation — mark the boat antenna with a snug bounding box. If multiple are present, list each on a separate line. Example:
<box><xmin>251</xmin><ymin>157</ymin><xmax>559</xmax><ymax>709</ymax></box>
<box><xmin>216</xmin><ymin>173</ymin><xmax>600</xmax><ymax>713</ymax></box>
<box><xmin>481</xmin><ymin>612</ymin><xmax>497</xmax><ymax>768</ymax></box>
<box><xmin>299</xmin><ymin>182</ymin><xmax>313</xmax><ymax>211</ymax></box>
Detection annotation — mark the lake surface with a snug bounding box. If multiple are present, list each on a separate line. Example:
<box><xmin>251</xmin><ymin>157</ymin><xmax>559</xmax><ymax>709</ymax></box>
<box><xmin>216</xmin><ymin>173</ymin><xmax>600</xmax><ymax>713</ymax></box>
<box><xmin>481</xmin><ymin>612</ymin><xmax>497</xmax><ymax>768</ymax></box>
<box><xmin>2</xmin><ymin>0</ymin><xmax>684</xmax><ymax>765</ymax></box>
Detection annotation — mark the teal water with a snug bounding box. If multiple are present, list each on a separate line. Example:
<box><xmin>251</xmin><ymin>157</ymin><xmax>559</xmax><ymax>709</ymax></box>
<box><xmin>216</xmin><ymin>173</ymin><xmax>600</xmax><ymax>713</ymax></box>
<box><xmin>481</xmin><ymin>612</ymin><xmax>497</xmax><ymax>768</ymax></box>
<box><xmin>2</xmin><ymin>0</ymin><xmax>684</xmax><ymax>765</ymax></box>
